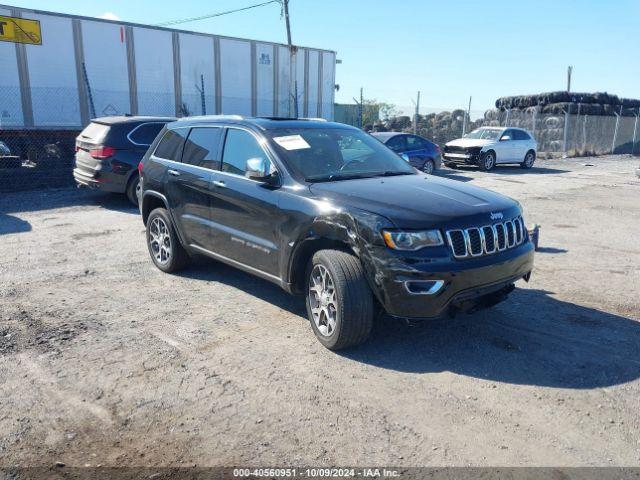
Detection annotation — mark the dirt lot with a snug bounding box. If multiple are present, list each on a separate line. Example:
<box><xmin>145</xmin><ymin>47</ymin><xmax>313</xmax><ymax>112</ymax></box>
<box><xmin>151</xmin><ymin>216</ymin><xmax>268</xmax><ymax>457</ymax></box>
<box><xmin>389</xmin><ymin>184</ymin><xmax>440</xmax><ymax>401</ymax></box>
<box><xmin>1</xmin><ymin>155</ymin><xmax>639</xmax><ymax>467</ymax></box>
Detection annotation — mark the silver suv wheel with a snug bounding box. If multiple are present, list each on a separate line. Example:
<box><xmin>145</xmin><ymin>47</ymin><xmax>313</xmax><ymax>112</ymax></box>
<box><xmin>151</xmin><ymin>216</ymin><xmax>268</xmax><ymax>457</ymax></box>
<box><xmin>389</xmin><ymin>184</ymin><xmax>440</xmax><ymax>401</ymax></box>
<box><xmin>308</xmin><ymin>264</ymin><xmax>337</xmax><ymax>337</ymax></box>
<box><xmin>149</xmin><ymin>217</ymin><xmax>172</xmax><ymax>265</ymax></box>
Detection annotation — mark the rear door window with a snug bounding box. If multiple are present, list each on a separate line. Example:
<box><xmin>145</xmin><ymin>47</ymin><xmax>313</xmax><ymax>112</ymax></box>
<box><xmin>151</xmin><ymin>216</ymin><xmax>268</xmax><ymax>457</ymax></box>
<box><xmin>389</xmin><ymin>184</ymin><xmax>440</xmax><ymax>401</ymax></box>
<box><xmin>154</xmin><ymin>128</ymin><xmax>189</xmax><ymax>161</ymax></box>
<box><xmin>514</xmin><ymin>130</ymin><xmax>530</xmax><ymax>140</ymax></box>
<box><xmin>182</xmin><ymin>127</ymin><xmax>223</xmax><ymax>170</ymax></box>
<box><xmin>129</xmin><ymin>123</ymin><xmax>166</xmax><ymax>146</ymax></box>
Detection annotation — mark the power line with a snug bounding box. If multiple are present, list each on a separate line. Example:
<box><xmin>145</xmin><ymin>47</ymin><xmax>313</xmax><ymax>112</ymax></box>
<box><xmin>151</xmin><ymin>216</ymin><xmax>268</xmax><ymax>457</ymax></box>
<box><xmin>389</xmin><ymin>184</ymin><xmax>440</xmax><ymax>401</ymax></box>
<box><xmin>155</xmin><ymin>0</ymin><xmax>282</xmax><ymax>27</ymax></box>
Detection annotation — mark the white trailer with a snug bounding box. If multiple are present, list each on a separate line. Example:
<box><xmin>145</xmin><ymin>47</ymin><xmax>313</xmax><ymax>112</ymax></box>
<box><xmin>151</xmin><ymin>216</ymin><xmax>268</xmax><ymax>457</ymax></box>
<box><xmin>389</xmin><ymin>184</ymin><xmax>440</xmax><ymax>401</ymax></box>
<box><xmin>0</xmin><ymin>4</ymin><xmax>336</xmax><ymax>130</ymax></box>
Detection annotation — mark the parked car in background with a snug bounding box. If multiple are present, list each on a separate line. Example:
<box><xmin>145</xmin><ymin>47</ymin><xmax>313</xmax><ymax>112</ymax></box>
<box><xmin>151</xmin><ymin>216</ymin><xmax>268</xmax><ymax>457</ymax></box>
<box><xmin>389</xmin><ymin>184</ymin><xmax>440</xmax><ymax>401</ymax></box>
<box><xmin>443</xmin><ymin>127</ymin><xmax>537</xmax><ymax>171</ymax></box>
<box><xmin>371</xmin><ymin>132</ymin><xmax>441</xmax><ymax>174</ymax></box>
<box><xmin>139</xmin><ymin>116</ymin><xmax>534</xmax><ymax>350</ymax></box>
<box><xmin>0</xmin><ymin>141</ymin><xmax>10</xmax><ymax>156</ymax></box>
<box><xmin>74</xmin><ymin>116</ymin><xmax>175</xmax><ymax>205</ymax></box>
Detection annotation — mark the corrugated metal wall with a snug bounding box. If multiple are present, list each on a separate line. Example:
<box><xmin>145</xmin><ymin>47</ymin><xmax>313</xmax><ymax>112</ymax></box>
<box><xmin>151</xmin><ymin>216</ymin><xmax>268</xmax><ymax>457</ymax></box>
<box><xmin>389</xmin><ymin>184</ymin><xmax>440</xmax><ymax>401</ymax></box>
<box><xmin>0</xmin><ymin>5</ymin><xmax>336</xmax><ymax>129</ymax></box>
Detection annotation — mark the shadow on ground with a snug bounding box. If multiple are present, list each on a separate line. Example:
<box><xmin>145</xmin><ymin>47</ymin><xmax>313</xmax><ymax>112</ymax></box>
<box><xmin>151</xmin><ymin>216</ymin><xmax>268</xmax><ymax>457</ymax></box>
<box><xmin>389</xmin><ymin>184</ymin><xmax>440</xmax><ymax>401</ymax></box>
<box><xmin>0</xmin><ymin>187</ymin><xmax>137</xmax><ymax>215</ymax></box>
<box><xmin>180</xmin><ymin>259</ymin><xmax>640</xmax><ymax>390</ymax></box>
<box><xmin>0</xmin><ymin>214</ymin><xmax>32</xmax><ymax>235</ymax></box>
<box><xmin>447</xmin><ymin>165</ymin><xmax>571</xmax><ymax>176</ymax></box>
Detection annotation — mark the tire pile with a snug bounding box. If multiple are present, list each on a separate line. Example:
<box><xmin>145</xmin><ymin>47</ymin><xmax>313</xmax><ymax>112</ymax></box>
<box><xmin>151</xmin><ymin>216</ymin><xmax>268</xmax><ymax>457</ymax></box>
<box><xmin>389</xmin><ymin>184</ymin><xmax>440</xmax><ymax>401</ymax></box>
<box><xmin>369</xmin><ymin>110</ymin><xmax>483</xmax><ymax>147</ymax></box>
<box><xmin>485</xmin><ymin>91</ymin><xmax>640</xmax><ymax>153</ymax></box>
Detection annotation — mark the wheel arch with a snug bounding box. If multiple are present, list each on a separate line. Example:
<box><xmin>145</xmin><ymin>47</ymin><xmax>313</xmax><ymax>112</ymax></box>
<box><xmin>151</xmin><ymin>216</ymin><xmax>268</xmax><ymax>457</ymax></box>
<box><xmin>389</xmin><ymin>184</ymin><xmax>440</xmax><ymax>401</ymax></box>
<box><xmin>141</xmin><ymin>191</ymin><xmax>169</xmax><ymax>226</ymax></box>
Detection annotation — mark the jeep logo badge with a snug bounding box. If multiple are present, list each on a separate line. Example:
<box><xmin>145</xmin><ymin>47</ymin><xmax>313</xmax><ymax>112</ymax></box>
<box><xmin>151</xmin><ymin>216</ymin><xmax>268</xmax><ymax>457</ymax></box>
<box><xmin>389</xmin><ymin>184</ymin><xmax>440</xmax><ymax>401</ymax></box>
<box><xmin>490</xmin><ymin>212</ymin><xmax>503</xmax><ymax>220</ymax></box>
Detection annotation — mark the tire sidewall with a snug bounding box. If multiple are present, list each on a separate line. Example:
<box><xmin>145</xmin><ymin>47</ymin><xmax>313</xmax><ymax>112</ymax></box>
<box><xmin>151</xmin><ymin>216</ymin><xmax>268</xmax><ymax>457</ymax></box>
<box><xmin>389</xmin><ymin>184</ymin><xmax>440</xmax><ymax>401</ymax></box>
<box><xmin>126</xmin><ymin>174</ymin><xmax>140</xmax><ymax>206</ymax></box>
<box><xmin>305</xmin><ymin>255</ymin><xmax>344</xmax><ymax>349</ymax></box>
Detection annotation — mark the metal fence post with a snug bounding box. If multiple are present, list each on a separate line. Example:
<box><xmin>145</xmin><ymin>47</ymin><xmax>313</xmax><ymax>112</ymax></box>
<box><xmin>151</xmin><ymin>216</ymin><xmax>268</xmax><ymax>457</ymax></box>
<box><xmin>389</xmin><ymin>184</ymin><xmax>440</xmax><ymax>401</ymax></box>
<box><xmin>582</xmin><ymin>114</ymin><xmax>587</xmax><ymax>153</ymax></box>
<box><xmin>505</xmin><ymin>108</ymin><xmax>510</xmax><ymax>127</ymax></box>
<box><xmin>532</xmin><ymin>106</ymin><xmax>537</xmax><ymax>139</ymax></box>
<box><xmin>562</xmin><ymin>109</ymin><xmax>569</xmax><ymax>157</ymax></box>
<box><xmin>632</xmin><ymin>109</ymin><xmax>639</xmax><ymax>156</ymax></box>
<box><xmin>611</xmin><ymin>107</ymin><xmax>621</xmax><ymax>154</ymax></box>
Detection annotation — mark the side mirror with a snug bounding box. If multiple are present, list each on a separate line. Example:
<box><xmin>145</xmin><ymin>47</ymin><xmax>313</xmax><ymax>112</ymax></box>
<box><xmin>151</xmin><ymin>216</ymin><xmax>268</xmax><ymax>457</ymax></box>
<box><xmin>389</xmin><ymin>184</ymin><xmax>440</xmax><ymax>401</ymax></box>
<box><xmin>401</xmin><ymin>153</ymin><xmax>410</xmax><ymax>162</ymax></box>
<box><xmin>245</xmin><ymin>157</ymin><xmax>273</xmax><ymax>182</ymax></box>
<box><xmin>500</xmin><ymin>135</ymin><xmax>511</xmax><ymax>141</ymax></box>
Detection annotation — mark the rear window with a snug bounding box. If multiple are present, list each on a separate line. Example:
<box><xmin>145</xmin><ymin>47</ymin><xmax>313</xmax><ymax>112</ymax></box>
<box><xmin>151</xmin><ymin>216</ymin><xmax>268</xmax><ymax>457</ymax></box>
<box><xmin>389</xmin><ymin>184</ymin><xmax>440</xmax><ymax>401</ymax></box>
<box><xmin>129</xmin><ymin>122</ymin><xmax>165</xmax><ymax>146</ymax></box>
<box><xmin>154</xmin><ymin>129</ymin><xmax>189</xmax><ymax>161</ymax></box>
<box><xmin>79</xmin><ymin>122</ymin><xmax>109</xmax><ymax>141</ymax></box>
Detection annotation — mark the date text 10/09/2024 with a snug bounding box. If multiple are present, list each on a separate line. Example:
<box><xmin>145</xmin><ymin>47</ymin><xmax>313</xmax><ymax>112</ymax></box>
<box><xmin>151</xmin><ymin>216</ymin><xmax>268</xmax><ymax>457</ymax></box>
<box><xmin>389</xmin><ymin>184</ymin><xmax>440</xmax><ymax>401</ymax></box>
<box><xmin>233</xmin><ymin>468</ymin><xmax>401</xmax><ymax>478</ymax></box>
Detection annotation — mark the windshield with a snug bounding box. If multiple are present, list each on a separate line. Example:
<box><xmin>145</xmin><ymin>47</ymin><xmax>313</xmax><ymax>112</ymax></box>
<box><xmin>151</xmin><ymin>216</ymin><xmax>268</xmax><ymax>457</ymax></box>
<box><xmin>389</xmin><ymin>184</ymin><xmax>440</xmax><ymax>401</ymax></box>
<box><xmin>464</xmin><ymin>128</ymin><xmax>502</xmax><ymax>140</ymax></box>
<box><xmin>267</xmin><ymin>127</ymin><xmax>415</xmax><ymax>182</ymax></box>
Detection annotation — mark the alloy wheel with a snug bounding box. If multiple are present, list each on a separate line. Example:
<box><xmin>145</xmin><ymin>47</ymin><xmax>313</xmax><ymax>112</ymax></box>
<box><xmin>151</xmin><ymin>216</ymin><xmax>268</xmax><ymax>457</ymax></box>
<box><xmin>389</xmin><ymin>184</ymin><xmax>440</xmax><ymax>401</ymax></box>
<box><xmin>308</xmin><ymin>264</ymin><xmax>338</xmax><ymax>337</ymax></box>
<box><xmin>484</xmin><ymin>153</ymin><xmax>495</xmax><ymax>170</ymax></box>
<box><xmin>423</xmin><ymin>160</ymin><xmax>434</xmax><ymax>175</ymax></box>
<box><xmin>524</xmin><ymin>152</ymin><xmax>535</xmax><ymax>167</ymax></box>
<box><xmin>149</xmin><ymin>217</ymin><xmax>172</xmax><ymax>265</ymax></box>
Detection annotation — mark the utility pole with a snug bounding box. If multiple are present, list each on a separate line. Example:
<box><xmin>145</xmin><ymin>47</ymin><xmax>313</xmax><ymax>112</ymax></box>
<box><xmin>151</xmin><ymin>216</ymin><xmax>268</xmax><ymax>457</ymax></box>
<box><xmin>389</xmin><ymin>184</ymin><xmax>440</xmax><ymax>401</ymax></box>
<box><xmin>352</xmin><ymin>87</ymin><xmax>363</xmax><ymax>129</ymax></box>
<box><xmin>567</xmin><ymin>65</ymin><xmax>573</xmax><ymax>93</ymax></box>
<box><xmin>283</xmin><ymin>0</ymin><xmax>298</xmax><ymax>117</ymax></box>
<box><xmin>462</xmin><ymin>95</ymin><xmax>472</xmax><ymax>136</ymax></box>
<box><xmin>413</xmin><ymin>91</ymin><xmax>420</xmax><ymax>134</ymax></box>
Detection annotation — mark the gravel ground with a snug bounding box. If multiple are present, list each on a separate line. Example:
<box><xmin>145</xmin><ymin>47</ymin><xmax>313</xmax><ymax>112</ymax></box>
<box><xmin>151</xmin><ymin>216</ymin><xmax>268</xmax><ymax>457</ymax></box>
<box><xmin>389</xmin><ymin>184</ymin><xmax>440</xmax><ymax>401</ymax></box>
<box><xmin>1</xmin><ymin>155</ymin><xmax>639</xmax><ymax>467</ymax></box>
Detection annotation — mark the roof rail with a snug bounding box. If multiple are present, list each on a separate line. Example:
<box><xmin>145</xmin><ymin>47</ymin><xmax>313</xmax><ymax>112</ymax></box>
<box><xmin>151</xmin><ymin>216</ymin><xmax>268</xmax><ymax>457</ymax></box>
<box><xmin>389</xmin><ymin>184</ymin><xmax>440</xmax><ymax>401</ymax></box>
<box><xmin>178</xmin><ymin>114</ymin><xmax>245</xmax><ymax>121</ymax></box>
<box><xmin>298</xmin><ymin>117</ymin><xmax>327</xmax><ymax>122</ymax></box>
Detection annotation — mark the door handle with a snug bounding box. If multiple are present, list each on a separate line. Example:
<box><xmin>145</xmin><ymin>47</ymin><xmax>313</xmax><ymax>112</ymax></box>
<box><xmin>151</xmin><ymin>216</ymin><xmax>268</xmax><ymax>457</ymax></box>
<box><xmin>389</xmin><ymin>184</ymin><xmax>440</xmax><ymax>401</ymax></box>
<box><xmin>168</xmin><ymin>169</ymin><xmax>180</xmax><ymax>176</ymax></box>
<box><xmin>212</xmin><ymin>180</ymin><xmax>226</xmax><ymax>188</ymax></box>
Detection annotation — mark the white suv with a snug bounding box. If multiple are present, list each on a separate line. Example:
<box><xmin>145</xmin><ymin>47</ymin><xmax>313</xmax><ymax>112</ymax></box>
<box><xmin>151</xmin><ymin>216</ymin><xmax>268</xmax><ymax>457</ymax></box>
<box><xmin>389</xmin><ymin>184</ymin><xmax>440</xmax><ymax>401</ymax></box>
<box><xmin>443</xmin><ymin>127</ymin><xmax>537</xmax><ymax>171</ymax></box>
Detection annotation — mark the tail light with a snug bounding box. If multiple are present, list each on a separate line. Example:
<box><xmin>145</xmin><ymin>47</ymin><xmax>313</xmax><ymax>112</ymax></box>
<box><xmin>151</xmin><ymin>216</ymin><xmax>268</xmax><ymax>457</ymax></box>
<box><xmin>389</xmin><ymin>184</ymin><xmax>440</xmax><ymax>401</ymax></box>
<box><xmin>75</xmin><ymin>145</ymin><xmax>80</xmax><ymax>152</ymax></box>
<box><xmin>89</xmin><ymin>146</ymin><xmax>115</xmax><ymax>159</ymax></box>
<box><xmin>138</xmin><ymin>160</ymin><xmax>144</xmax><ymax>175</ymax></box>
<box><xmin>435</xmin><ymin>145</ymin><xmax>441</xmax><ymax>154</ymax></box>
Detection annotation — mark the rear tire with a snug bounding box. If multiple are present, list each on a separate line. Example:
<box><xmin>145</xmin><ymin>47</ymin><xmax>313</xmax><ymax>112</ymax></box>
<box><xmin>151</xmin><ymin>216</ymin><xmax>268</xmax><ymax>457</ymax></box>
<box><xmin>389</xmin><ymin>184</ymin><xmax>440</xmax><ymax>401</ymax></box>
<box><xmin>480</xmin><ymin>151</ymin><xmax>496</xmax><ymax>171</ymax></box>
<box><xmin>521</xmin><ymin>150</ymin><xmax>536</xmax><ymax>169</ymax></box>
<box><xmin>146</xmin><ymin>208</ymin><xmax>189</xmax><ymax>273</ymax></box>
<box><xmin>422</xmin><ymin>159</ymin><xmax>435</xmax><ymax>174</ymax></box>
<box><xmin>305</xmin><ymin>249</ymin><xmax>374</xmax><ymax>350</ymax></box>
<box><xmin>126</xmin><ymin>173</ymin><xmax>140</xmax><ymax>206</ymax></box>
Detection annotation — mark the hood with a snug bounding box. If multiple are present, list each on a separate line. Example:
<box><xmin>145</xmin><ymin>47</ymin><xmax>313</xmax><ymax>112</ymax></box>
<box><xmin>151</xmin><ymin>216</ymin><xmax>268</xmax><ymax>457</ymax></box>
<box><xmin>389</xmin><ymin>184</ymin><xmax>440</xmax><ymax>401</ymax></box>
<box><xmin>446</xmin><ymin>138</ymin><xmax>495</xmax><ymax>148</ymax></box>
<box><xmin>309</xmin><ymin>174</ymin><xmax>520</xmax><ymax>229</ymax></box>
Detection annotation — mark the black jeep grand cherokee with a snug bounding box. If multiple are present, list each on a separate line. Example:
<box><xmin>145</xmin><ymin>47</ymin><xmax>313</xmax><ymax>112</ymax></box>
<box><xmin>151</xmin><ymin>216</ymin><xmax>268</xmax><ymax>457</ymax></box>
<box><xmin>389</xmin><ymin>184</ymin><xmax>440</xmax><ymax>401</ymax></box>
<box><xmin>139</xmin><ymin>116</ymin><xmax>534</xmax><ymax>350</ymax></box>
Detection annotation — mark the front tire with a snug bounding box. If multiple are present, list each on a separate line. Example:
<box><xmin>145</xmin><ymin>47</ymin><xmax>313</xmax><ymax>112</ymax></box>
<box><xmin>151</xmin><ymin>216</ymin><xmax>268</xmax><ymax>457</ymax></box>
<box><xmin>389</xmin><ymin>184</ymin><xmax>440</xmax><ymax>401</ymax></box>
<box><xmin>146</xmin><ymin>208</ymin><xmax>189</xmax><ymax>273</ymax></box>
<box><xmin>305</xmin><ymin>249</ymin><xmax>374</xmax><ymax>350</ymax></box>
<box><xmin>480</xmin><ymin>151</ymin><xmax>496</xmax><ymax>171</ymax></box>
<box><xmin>521</xmin><ymin>150</ymin><xmax>536</xmax><ymax>169</ymax></box>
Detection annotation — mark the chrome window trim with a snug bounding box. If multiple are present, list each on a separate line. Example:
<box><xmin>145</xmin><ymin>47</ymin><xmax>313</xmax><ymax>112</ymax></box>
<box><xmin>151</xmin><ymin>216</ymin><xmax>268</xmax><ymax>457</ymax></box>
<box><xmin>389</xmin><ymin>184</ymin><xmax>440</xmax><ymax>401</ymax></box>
<box><xmin>128</xmin><ymin>122</ymin><xmax>170</xmax><ymax>147</ymax></box>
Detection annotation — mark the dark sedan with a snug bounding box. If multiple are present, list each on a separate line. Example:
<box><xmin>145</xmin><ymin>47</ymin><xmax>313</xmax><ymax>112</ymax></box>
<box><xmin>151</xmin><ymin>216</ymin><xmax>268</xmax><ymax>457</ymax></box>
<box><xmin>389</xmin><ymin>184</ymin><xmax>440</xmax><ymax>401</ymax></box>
<box><xmin>371</xmin><ymin>132</ymin><xmax>441</xmax><ymax>174</ymax></box>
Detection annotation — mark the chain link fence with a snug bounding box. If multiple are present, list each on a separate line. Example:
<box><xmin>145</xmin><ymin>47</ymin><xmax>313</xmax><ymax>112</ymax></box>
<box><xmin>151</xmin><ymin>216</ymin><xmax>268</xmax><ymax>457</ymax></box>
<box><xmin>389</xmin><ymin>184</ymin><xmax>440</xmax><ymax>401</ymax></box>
<box><xmin>339</xmin><ymin>99</ymin><xmax>640</xmax><ymax>158</ymax></box>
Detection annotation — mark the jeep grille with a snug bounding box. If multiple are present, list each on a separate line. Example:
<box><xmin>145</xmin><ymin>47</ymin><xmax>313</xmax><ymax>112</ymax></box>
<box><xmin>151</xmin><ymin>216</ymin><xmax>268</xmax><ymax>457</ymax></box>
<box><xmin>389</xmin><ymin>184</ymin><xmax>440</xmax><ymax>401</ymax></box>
<box><xmin>446</xmin><ymin>216</ymin><xmax>526</xmax><ymax>259</ymax></box>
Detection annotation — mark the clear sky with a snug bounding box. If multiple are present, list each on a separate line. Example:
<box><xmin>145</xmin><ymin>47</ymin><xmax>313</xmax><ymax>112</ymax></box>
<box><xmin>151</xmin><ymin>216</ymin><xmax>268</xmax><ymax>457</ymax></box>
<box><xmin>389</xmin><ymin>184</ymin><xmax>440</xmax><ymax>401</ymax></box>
<box><xmin>7</xmin><ymin>0</ymin><xmax>640</xmax><ymax>116</ymax></box>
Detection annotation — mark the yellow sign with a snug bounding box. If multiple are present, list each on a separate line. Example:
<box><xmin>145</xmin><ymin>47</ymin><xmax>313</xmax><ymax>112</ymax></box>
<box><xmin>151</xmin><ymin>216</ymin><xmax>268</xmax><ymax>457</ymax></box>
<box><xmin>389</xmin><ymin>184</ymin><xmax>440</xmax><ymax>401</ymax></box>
<box><xmin>0</xmin><ymin>15</ymin><xmax>42</xmax><ymax>45</ymax></box>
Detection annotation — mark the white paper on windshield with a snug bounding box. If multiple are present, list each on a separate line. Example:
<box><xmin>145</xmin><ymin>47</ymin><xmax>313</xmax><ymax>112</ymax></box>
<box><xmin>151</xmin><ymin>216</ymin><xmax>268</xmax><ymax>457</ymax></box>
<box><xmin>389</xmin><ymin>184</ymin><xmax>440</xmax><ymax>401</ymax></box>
<box><xmin>273</xmin><ymin>134</ymin><xmax>311</xmax><ymax>150</ymax></box>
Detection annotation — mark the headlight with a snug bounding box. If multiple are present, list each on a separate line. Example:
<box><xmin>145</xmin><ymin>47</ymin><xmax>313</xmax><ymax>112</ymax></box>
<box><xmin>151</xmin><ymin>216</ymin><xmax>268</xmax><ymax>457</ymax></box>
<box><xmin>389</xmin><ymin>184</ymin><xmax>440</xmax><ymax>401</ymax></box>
<box><xmin>382</xmin><ymin>229</ymin><xmax>444</xmax><ymax>251</ymax></box>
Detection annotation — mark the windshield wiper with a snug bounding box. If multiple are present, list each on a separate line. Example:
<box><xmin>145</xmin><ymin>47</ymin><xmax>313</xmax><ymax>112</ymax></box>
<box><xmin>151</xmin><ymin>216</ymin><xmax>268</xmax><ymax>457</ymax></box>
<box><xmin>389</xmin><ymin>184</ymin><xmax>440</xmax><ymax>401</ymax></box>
<box><xmin>374</xmin><ymin>171</ymin><xmax>415</xmax><ymax>177</ymax></box>
<box><xmin>305</xmin><ymin>172</ymin><xmax>379</xmax><ymax>183</ymax></box>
